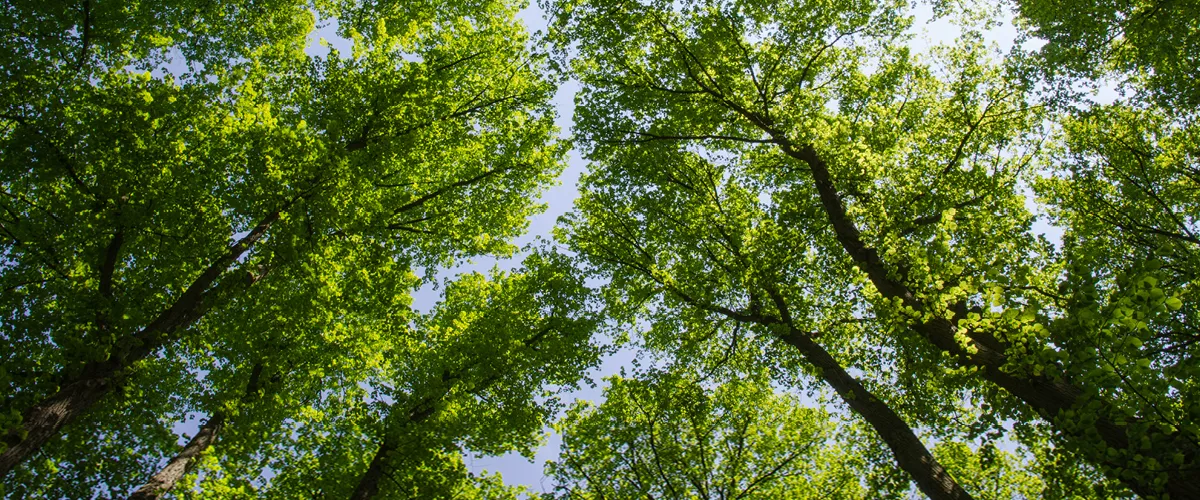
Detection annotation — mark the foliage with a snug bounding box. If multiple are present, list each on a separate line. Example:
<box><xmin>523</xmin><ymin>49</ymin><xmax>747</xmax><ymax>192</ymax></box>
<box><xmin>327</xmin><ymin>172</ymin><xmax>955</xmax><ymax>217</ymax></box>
<box><xmin>0</xmin><ymin>0</ymin><xmax>576</xmax><ymax>497</ymax></box>
<box><xmin>0</xmin><ymin>0</ymin><xmax>1197</xmax><ymax>497</ymax></box>
<box><xmin>549</xmin><ymin>368</ymin><xmax>866</xmax><ymax>499</ymax></box>
<box><xmin>545</xmin><ymin>0</ymin><xmax>1199</xmax><ymax>497</ymax></box>
<box><xmin>1011</xmin><ymin>0</ymin><xmax>1200</xmax><ymax>108</ymax></box>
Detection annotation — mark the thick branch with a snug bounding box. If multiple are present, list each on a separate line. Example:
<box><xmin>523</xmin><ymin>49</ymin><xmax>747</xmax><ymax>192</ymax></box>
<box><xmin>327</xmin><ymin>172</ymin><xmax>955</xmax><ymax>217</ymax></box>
<box><xmin>98</xmin><ymin>227</ymin><xmax>123</xmax><ymax>299</ymax></box>
<box><xmin>0</xmin><ymin>207</ymin><xmax>283</xmax><ymax>477</ymax></box>
<box><xmin>126</xmin><ymin>363</ymin><xmax>268</xmax><ymax>499</ymax></box>
<box><xmin>387</xmin><ymin>164</ymin><xmax>514</xmax><ymax>222</ymax></box>
<box><xmin>349</xmin><ymin>441</ymin><xmax>395</xmax><ymax>500</ymax></box>
<box><xmin>779</xmin><ymin>328</ymin><xmax>972</xmax><ymax>500</ymax></box>
<box><xmin>126</xmin><ymin>414</ymin><xmax>225</xmax><ymax>500</ymax></box>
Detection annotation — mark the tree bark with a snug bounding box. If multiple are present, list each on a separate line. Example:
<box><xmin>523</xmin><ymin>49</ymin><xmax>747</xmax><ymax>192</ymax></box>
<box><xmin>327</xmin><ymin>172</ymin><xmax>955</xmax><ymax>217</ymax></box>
<box><xmin>781</xmin><ymin>329</ymin><xmax>972</xmax><ymax>500</ymax></box>
<box><xmin>349</xmin><ymin>441</ymin><xmax>394</xmax><ymax>500</ymax></box>
<box><xmin>126</xmin><ymin>363</ymin><xmax>266</xmax><ymax>500</ymax></box>
<box><xmin>772</xmin><ymin>137</ymin><xmax>1200</xmax><ymax>498</ymax></box>
<box><xmin>127</xmin><ymin>414</ymin><xmax>225</xmax><ymax>500</ymax></box>
<box><xmin>0</xmin><ymin>210</ymin><xmax>280</xmax><ymax>478</ymax></box>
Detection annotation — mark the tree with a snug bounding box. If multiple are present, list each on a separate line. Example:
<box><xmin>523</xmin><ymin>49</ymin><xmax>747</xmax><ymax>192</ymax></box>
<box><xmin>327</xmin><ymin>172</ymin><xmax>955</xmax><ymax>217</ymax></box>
<box><xmin>4</xmin><ymin>0</ymin><xmax>1197</xmax><ymax>496</ymax></box>
<box><xmin>1016</xmin><ymin>1</ymin><xmax>1200</xmax><ymax>496</ymax></box>
<box><xmin>338</xmin><ymin>252</ymin><xmax>603</xmax><ymax>499</ymax></box>
<box><xmin>545</xmin><ymin>0</ymin><xmax>1198</xmax><ymax>496</ymax></box>
<box><xmin>1033</xmin><ymin>104</ymin><xmax>1199</xmax><ymax>485</ymax></box>
<box><xmin>1011</xmin><ymin>0</ymin><xmax>1200</xmax><ymax>109</ymax></box>
<box><xmin>0</xmin><ymin>0</ymin><xmax>565</xmax><ymax>491</ymax></box>
<box><xmin>548</xmin><ymin>366</ymin><xmax>867</xmax><ymax>499</ymax></box>
<box><xmin>557</xmin><ymin>129</ymin><xmax>973</xmax><ymax>499</ymax></box>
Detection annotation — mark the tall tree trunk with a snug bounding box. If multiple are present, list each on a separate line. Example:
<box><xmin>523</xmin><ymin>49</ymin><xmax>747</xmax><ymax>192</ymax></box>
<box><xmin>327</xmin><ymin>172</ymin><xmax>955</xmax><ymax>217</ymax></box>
<box><xmin>349</xmin><ymin>442</ymin><xmax>395</xmax><ymax>500</ymax></box>
<box><xmin>771</xmin><ymin>136</ymin><xmax>1200</xmax><ymax>498</ymax></box>
<box><xmin>348</xmin><ymin>403</ymin><xmax>439</xmax><ymax>500</ymax></box>
<box><xmin>127</xmin><ymin>363</ymin><xmax>267</xmax><ymax>500</ymax></box>
<box><xmin>781</xmin><ymin>328</ymin><xmax>972</xmax><ymax>500</ymax></box>
<box><xmin>0</xmin><ymin>210</ymin><xmax>280</xmax><ymax>478</ymax></box>
<box><xmin>345</xmin><ymin>324</ymin><xmax>551</xmax><ymax>499</ymax></box>
<box><xmin>127</xmin><ymin>414</ymin><xmax>226</xmax><ymax>500</ymax></box>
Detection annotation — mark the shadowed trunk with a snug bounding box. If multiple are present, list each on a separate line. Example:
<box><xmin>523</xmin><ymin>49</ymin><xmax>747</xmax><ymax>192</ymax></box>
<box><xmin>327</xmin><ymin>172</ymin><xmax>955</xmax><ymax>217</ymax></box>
<box><xmin>0</xmin><ymin>210</ymin><xmax>280</xmax><ymax>478</ymax></box>
<box><xmin>348</xmin><ymin>400</ymin><xmax>440</xmax><ymax>500</ymax></box>
<box><xmin>782</xmin><ymin>328</ymin><xmax>971</xmax><ymax>500</ymax></box>
<box><xmin>349</xmin><ymin>441</ymin><xmax>395</xmax><ymax>500</ymax></box>
<box><xmin>127</xmin><ymin>363</ymin><xmax>267</xmax><ymax>499</ymax></box>
<box><xmin>127</xmin><ymin>414</ymin><xmax>225</xmax><ymax>500</ymax></box>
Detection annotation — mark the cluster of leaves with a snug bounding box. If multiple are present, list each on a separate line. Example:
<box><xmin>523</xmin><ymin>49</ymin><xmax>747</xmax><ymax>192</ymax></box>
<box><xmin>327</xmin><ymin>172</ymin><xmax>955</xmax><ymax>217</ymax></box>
<box><xmin>0</xmin><ymin>0</ymin><xmax>604</xmax><ymax>498</ymax></box>
<box><xmin>538</xmin><ymin>0</ymin><xmax>1200</xmax><ymax>498</ymax></box>
<box><xmin>549</xmin><ymin>367</ymin><xmax>867</xmax><ymax>499</ymax></box>
<box><xmin>2</xmin><ymin>0</ymin><xmax>1198</xmax><ymax>497</ymax></box>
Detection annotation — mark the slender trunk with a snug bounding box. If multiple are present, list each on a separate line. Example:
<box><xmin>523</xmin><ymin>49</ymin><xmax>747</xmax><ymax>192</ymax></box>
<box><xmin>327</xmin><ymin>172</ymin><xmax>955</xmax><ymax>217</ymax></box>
<box><xmin>0</xmin><ymin>211</ymin><xmax>280</xmax><ymax>478</ymax></box>
<box><xmin>127</xmin><ymin>414</ymin><xmax>225</xmax><ymax>500</ymax></box>
<box><xmin>347</xmin><ymin>403</ymin><xmax>438</xmax><ymax>500</ymax></box>
<box><xmin>126</xmin><ymin>363</ymin><xmax>266</xmax><ymax>500</ymax></box>
<box><xmin>345</xmin><ymin>325</ymin><xmax>552</xmax><ymax>499</ymax></box>
<box><xmin>782</xmin><ymin>329</ymin><xmax>972</xmax><ymax>500</ymax></box>
<box><xmin>775</xmin><ymin>137</ymin><xmax>1200</xmax><ymax>498</ymax></box>
<box><xmin>349</xmin><ymin>442</ymin><xmax>394</xmax><ymax>500</ymax></box>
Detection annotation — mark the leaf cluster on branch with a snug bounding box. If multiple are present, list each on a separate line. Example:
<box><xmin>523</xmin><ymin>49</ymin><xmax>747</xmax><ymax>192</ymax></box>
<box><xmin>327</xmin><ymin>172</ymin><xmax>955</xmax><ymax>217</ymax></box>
<box><xmin>0</xmin><ymin>0</ymin><xmax>1197</xmax><ymax>498</ymax></box>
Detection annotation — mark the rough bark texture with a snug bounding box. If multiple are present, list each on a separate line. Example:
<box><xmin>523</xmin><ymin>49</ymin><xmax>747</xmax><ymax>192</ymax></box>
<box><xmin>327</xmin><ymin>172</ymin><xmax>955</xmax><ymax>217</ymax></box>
<box><xmin>127</xmin><ymin>414</ymin><xmax>226</xmax><ymax>500</ymax></box>
<box><xmin>0</xmin><ymin>365</ymin><xmax>117</xmax><ymax>477</ymax></box>
<box><xmin>782</xmin><ymin>329</ymin><xmax>972</xmax><ymax>500</ymax></box>
<box><xmin>0</xmin><ymin>210</ymin><xmax>280</xmax><ymax>478</ymax></box>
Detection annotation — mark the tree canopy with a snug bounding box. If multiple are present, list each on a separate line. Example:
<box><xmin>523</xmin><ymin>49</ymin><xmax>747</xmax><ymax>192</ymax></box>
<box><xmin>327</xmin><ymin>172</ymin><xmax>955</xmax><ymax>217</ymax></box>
<box><xmin>0</xmin><ymin>0</ymin><xmax>1196</xmax><ymax>498</ymax></box>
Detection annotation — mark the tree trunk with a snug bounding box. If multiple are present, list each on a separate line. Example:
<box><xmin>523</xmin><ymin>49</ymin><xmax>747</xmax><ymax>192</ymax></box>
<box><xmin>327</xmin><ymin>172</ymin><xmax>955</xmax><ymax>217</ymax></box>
<box><xmin>775</xmin><ymin>137</ymin><xmax>1200</xmax><ymax>498</ymax></box>
<box><xmin>349</xmin><ymin>442</ymin><xmax>394</xmax><ymax>500</ymax></box>
<box><xmin>345</xmin><ymin>324</ymin><xmax>555</xmax><ymax>499</ymax></box>
<box><xmin>127</xmin><ymin>414</ymin><xmax>226</xmax><ymax>500</ymax></box>
<box><xmin>0</xmin><ymin>361</ymin><xmax>119</xmax><ymax>477</ymax></box>
<box><xmin>126</xmin><ymin>363</ymin><xmax>266</xmax><ymax>499</ymax></box>
<box><xmin>0</xmin><ymin>210</ymin><xmax>279</xmax><ymax>478</ymax></box>
<box><xmin>782</xmin><ymin>329</ymin><xmax>972</xmax><ymax>500</ymax></box>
